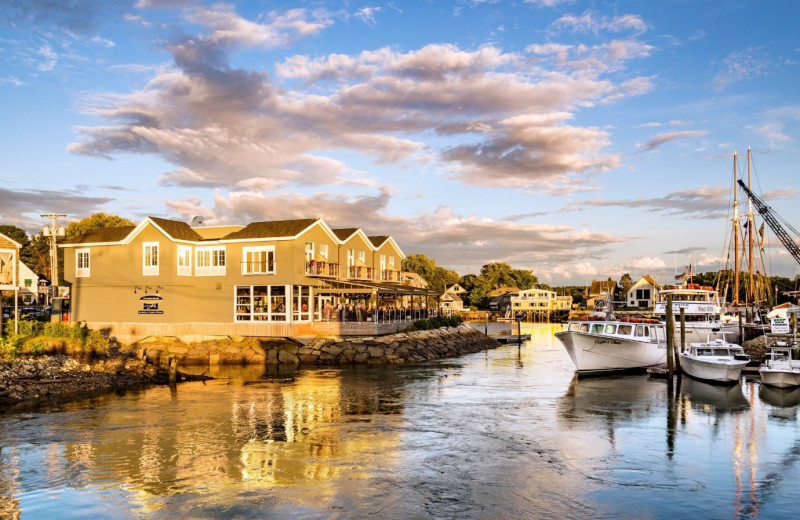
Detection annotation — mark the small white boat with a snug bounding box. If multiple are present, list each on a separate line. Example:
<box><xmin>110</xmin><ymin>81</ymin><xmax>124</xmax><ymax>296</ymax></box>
<box><xmin>759</xmin><ymin>343</ymin><xmax>800</xmax><ymax>388</ymax></box>
<box><xmin>555</xmin><ymin>317</ymin><xmax>667</xmax><ymax>374</ymax></box>
<box><xmin>680</xmin><ymin>338</ymin><xmax>750</xmax><ymax>384</ymax></box>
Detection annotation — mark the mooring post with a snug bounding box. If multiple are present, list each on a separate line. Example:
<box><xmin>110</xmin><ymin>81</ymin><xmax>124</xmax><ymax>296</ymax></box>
<box><xmin>666</xmin><ymin>294</ymin><xmax>675</xmax><ymax>379</ymax></box>
<box><xmin>168</xmin><ymin>357</ymin><xmax>178</xmax><ymax>384</ymax></box>
<box><xmin>677</xmin><ymin>307</ymin><xmax>685</xmax><ymax>373</ymax></box>
<box><xmin>485</xmin><ymin>311</ymin><xmax>488</xmax><ymax>334</ymax></box>
<box><xmin>739</xmin><ymin>313</ymin><xmax>743</xmax><ymax>343</ymax></box>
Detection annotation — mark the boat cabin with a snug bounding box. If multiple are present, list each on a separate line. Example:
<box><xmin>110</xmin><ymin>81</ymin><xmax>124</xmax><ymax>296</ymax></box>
<box><xmin>566</xmin><ymin>321</ymin><xmax>666</xmax><ymax>342</ymax></box>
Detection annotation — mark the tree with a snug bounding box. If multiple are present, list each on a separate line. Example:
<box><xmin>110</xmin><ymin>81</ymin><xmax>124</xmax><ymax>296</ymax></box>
<box><xmin>66</xmin><ymin>213</ymin><xmax>134</xmax><ymax>239</ymax></box>
<box><xmin>401</xmin><ymin>253</ymin><xmax>460</xmax><ymax>295</ymax></box>
<box><xmin>619</xmin><ymin>273</ymin><xmax>633</xmax><ymax>299</ymax></box>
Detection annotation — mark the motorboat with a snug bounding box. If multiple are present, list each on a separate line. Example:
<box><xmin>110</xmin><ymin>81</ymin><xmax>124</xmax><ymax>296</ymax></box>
<box><xmin>555</xmin><ymin>316</ymin><xmax>667</xmax><ymax>374</ymax></box>
<box><xmin>679</xmin><ymin>338</ymin><xmax>750</xmax><ymax>384</ymax></box>
<box><xmin>759</xmin><ymin>342</ymin><xmax>800</xmax><ymax>388</ymax></box>
<box><xmin>654</xmin><ymin>284</ymin><xmax>740</xmax><ymax>344</ymax></box>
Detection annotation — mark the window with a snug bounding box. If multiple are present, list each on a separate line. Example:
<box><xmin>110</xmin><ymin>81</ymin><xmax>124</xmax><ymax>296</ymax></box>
<box><xmin>237</xmin><ymin>285</ymin><xmax>288</xmax><ymax>321</ymax></box>
<box><xmin>143</xmin><ymin>242</ymin><xmax>159</xmax><ymax>276</ymax></box>
<box><xmin>292</xmin><ymin>285</ymin><xmax>311</xmax><ymax>321</ymax></box>
<box><xmin>347</xmin><ymin>248</ymin><xmax>354</xmax><ymax>267</ymax></box>
<box><xmin>305</xmin><ymin>241</ymin><xmax>314</xmax><ymax>262</ymax></box>
<box><xmin>76</xmin><ymin>249</ymin><xmax>90</xmax><ymax>278</ymax></box>
<box><xmin>242</xmin><ymin>246</ymin><xmax>275</xmax><ymax>275</ymax></box>
<box><xmin>380</xmin><ymin>254</ymin><xmax>386</xmax><ymax>270</ymax></box>
<box><xmin>196</xmin><ymin>246</ymin><xmax>226</xmax><ymax>276</ymax></box>
<box><xmin>177</xmin><ymin>246</ymin><xmax>192</xmax><ymax>276</ymax></box>
<box><xmin>320</xmin><ymin>243</ymin><xmax>328</xmax><ymax>259</ymax></box>
<box><xmin>389</xmin><ymin>255</ymin><xmax>395</xmax><ymax>268</ymax></box>
<box><xmin>357</xmin><ymin>250</ymin><xmax>365</xmax><ymax>265</ymax></box>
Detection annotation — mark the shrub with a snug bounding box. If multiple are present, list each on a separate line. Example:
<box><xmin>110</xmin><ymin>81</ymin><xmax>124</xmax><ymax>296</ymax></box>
<box><xmin>406</xmin><ymin>315</ymin><xmax>464</xmax><ymax>331</ymax></box>
<box><xmin>2</xmin><ymin>317</ymin><xmax>109</xmax><ymax>357</ymax></box>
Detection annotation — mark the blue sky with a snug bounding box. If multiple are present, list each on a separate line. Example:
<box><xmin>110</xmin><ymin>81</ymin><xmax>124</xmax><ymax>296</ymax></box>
<box><xmin>1</xmin><ymin>0</ymin><xmax>799</xmax><ymax>285</ymax></box>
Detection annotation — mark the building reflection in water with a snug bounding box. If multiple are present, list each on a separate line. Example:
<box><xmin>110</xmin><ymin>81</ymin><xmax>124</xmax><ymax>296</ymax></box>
<box><xmin>0</xmin><ymin>367</ymin><xmax>411</xmax><ymax>516</ymax></box>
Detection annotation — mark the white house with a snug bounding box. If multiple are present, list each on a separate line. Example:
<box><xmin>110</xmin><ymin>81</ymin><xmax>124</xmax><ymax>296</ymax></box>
<box><xmin>627</xmin><ymin>275</ymin><xmax>659</xmax><ymax>309</ymax></box>
<box><xmin>18</xmin><ymin>262</ymin><xmax>40</xmax><ymax>305</ymax></box>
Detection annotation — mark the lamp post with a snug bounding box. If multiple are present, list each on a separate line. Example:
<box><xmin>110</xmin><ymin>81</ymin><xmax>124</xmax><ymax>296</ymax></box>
<box><xmin>40</xmin><ymin>213</ymin><xmax>66</xmax><ymax>302</ymax></box>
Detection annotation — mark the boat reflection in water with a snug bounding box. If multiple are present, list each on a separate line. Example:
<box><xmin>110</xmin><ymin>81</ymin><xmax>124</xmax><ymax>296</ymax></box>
<box><xmin>558</xmin><ymin>374</ymin><xmax>663</xmax><ymax>429</ymax></box>
<box><xmin>679</xmin><ymin>376</ymin><xmax>749</xmax><ymax>415</ymax></box>
<box><xmin>759</xmin><ymin>385</ymin><xmax>800</xmax><ymax>421</ymax></box>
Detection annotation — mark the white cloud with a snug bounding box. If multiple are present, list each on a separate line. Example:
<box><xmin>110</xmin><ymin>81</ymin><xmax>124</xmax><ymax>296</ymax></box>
<box><xmin>636</xmin><ymin>130</ymin><xmax>708</xmax><ymax>152</ymax></box>
<box><xmin>553</xmin><ymin>10</ymin><xmax>648</xmax><ymax>35</ymax></box>
<box><xmin>353</xmin><ymin>7</ymin><xmax>381</xmax><ymax>26</ymax></box>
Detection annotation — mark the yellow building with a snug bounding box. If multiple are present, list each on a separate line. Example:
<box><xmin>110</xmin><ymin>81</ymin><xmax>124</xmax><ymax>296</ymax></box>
<box><xmin>59</xmin><ymin>217</ymin><xmax>432</xmax><ymax>342</ymax></box>
<box><xmin>510</xmin><ymin>288</ymin><xmax>572</xmax><ymax>321</ymax></box>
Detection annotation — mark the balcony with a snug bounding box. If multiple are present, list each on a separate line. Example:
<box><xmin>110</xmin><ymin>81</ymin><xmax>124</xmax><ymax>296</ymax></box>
<box><xmin>305</xmin><ymin>261</ymin><xmax>339</xmax><ymax>278</ymax></box>
<box><xmin>379</xmin><ymin>269</ymin><xmax>401</xmax><ymax>282</ymax></box>
<box><xmin>347</xmin><ymin>266</ymin><xmax>375</xmax><ymax>280</ymax></box>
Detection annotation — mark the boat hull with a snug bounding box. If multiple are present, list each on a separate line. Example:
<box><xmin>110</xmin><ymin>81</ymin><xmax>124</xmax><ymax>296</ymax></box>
<box><xmin>555</xmin><ymin>331</ymin><xmax>666</xmax><ymax>374</ymax></box>
<box><xmin>679</xmin><ymin>354</ymin><xmax>748</xmax><ymax>384</ymax></box>
<box><xmin>759</xmin><ymin>366</ymin><xmax>800</xmax><ymax>389</ymax></box>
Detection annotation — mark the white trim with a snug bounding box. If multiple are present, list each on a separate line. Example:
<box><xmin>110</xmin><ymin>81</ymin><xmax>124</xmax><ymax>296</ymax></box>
<box><xmin>0</xmin><ymin>247</ymin><xmax>18</xmax><ymax>290</ymax></box>
<box><xmin>0</xmin><ymin>232</ymin><xmax>23</xmax><ymax>249</ymax></box>
<box><xmin>143</xmin><ymin>241</ymin><xmax>159</xmax><ymax>276</ymax></box>
<box><xmin>75</xmin><ymin>248</ymin><xmax>90</xmax><ymax>278</ymax></box>
<box><xmin>196</xmin><ymin>245</ymin><xmax>227</xmax><ymax>276</ymax></box>
<box><xmin>242</xmin><ymin>245</ymin><xmax>275</xmax><ymax>275</ymax></box>
<box><xmin>177</xmin><ymin>245</ymin><xmax>192</xmax><ymax>276</ymax></box>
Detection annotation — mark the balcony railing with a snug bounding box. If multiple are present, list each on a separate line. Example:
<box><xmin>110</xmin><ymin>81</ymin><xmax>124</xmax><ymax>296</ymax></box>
<box><xmin>379</xmin><ymin>269</ymin><xmax>401</xmax><ymax>282</ymax></box>
<box><xmin>241</xmin><ymin>261</ymin><xmax>276</xmax><ymax>275</ymax></box>
<box><xmin>305</xmin><ymin>261</ymin><xmax>339</xmax><ymax>277</ymax></box>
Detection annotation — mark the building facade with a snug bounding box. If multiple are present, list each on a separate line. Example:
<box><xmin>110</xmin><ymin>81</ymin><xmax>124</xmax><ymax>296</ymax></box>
<box><xmin>627</xmin><ymin>275</ymin><xmax>659</xmax><ymax>309</ymax></box>
<box><xmin>510</xmin><ymin>288</ymin><xmax>572</xmax><ymax>320</ymax></box>
<box><xmin>60</xmin><ymin>217</ymin><xmax>426</xmax><ymax>342</ymax></box>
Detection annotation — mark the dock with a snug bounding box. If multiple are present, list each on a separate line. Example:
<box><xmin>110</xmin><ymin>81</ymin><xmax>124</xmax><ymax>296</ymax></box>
<box><xmin>493</xmin><ymin>334</ymin><xmax>531</xmax><ymax>344</ymax></box>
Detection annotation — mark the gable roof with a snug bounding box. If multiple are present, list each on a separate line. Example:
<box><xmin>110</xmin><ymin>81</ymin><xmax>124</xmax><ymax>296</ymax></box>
<box><xmin>332</xmin><ymin>228</ymin><xmax>359</xmax><ymax>241</ymax></box>
<box><xmin>368</xmin><ymin>235</ymin><xmax>389</xmax><ymax>247</ymax></box>
<box><xmin>223</xmin><ymin>219</ymin><xmax>320</xmax><ymax>240</ymax></box>
<box><xmin>61</xmin><ymin>226</ymin><xmax>136</xmax><ymax>245</ymax></box>
<box><xmin>589</xmin><ymin>280</ymin><xmax>617</xmax><ymax>296</ymax></box>
<box><xmin>0</xmin><ymin>232</ymin><xmax>23</xmax><ymax>249</ymax></box>
<box><xmin>488</xmin><ymin>286</ymin><xmax>519</xmax><ymax>298</ymax></box>
<box><xmin>149</xmin><ymin>217</ymin><xmax>205</xmax><ymax>241</ymax></box>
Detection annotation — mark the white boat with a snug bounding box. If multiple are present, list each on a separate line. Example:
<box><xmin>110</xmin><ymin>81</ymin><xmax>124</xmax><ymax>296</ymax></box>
<box><xmin>555</xmin><ymin>318</ymin><xmax>667</xmax><ymax>374</ymax></box>
<box><xmin>679</xmin><ymin>338</ymin><xmax>750</xmax><ymax>384</ymax></box>
<box><xmin>654</xmin><ymin>284</ymin><xmax>740</xmax><ymax>344</ymax></box>
<box><xmin>759</xmin><ymin>342</ymin><xmax>800</xmax><ymax>388</ymax></box>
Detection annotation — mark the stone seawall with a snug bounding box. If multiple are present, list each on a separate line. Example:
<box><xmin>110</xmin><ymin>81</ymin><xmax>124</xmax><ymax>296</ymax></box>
<box><xmin>128</xmin><ymin>325</ymin><xmax>499</xmax><ymax>366</ymax></box>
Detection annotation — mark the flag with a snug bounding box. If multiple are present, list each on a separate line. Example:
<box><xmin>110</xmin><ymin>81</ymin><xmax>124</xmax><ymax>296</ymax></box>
<box><xmin>759</xmin><ymin>222</ymin><xmax>766</xmax><ymax>252</ymax></box>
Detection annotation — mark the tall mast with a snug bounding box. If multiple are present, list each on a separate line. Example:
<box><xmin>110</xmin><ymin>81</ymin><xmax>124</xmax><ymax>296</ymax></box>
<box><xmin>733</xmin><ymin>152</ymin><xmax>739</xmax><ymax>306</ymax></box>
<box><xmin>747</xmin><ymin>147</ymin><xmax>754</xmax><ymax>303</ymax></box>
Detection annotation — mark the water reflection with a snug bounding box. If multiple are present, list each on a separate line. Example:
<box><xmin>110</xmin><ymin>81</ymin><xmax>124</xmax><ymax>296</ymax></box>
<box><xmin>2</xmin><ymin>324</ymin><xmax>800</xmax><ymax>519</ymax></box>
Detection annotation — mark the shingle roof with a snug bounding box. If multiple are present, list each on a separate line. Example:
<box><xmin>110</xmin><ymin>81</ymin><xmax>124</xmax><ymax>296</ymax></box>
<box><xmin>368</xmin><ymin>235</ymin><xmax>389</xmax><ymax>247</ymax></box>
<box><xmin>589</xmin><ymin>280</ymin><xmax>617</xmax><ymax>296</ymax></box>
<box><xmin>61</xmin><ymin>226</ymin><xmax>136</xmax><ymax>244</ymax></box>
<box><xmin>149</xmin><ymin>217</ymin><xmax>205</xmax><ymax>241</ymax></box>
<box><xmin>223</xmin><ymin>219</ymin><xmax>319</xmax><ymax>240</ymax></box>
<box><xmin>332</xmin><ymin>228</ymin><xmax>359</xmax><ymax>241</ymax></box>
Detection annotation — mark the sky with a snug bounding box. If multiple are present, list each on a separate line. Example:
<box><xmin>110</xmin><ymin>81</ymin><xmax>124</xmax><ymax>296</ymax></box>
<box><xmin>1</xmin><ymin>0</ymin><xmax>799</xmax><ymax>286</ymax></box>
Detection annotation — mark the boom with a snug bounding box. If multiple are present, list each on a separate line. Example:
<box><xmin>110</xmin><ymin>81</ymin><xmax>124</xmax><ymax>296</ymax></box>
<box><xmin>737</xmin><ymin>179</ymin><xmax>800</xmax><ymax>266</ymax></box>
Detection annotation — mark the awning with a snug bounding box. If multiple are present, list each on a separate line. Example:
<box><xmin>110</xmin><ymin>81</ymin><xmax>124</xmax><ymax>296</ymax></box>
<box><xmin>316</xmin><ymin>279</ymin><xmax>439</xmax><ymax>297</ymax></box>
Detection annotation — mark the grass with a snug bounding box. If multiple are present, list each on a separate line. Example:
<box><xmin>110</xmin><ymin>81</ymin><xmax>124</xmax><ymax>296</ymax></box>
<box><xmin>1</xmin><ymin>317</ymin><xmax>109</xmax><ymax>359</ymax></box>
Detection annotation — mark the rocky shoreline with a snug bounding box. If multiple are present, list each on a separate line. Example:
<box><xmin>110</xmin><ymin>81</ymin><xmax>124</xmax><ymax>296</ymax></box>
<box><xmin>0</xmin><ymin>325</ymin><xmax>499</xmax><ymax>408</ymax></box>
<box><xmin>129</xmin><ymin>324</ymin><xmax>500</xmax><ymax>366</ymax></box>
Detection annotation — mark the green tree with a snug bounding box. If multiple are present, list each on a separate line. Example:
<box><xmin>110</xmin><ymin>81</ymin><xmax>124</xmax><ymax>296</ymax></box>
<box><xmin>65</xmin><ymin>213</ymin><xmax>134</xmax><ymax>239</ymax></box>
<box><xmin>401</xmin><ymin>253</ymin><xmax>460</xmax><ymax>295</ymax></box>
<box><xmin>619</xmin><ymin>273</ymin><xmax>633</xmax><ymax>299</ymax></box>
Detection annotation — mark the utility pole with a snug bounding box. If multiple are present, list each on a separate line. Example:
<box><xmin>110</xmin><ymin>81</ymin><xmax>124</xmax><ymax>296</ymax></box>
<box><xmin>40</xmin><ymin>213</ymin><xmax>66</xmax><ymax>301</ymax></box>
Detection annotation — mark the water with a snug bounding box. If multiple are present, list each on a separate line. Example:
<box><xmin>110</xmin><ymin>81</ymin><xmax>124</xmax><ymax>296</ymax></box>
<box><xmin>1</xmin><ymin>323</ymin><xmax>799</xmax><ymax>519</ymax></box>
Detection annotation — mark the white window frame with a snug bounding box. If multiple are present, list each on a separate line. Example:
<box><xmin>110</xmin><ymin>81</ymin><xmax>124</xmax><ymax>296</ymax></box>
<box><xmin>320</xmin><ymin>243</ymin><xmax>328</xmax><ymax>260</ymax></box>
<box><xmin>177</xmin><ymin>245</ymin><xmax>192</xmax><ymax>276</ymax></box>
<box><xmin>143</xmin><ymin>242</ymin><xmax>159</xmax><ymax>276</ymax></box>
<box><xmin>196</xmin><ymin>246</ymin><xmax>226</xmax><ymax>276</ymax></box>
<box><xmin>76</xmin><ymin>248</ymin><xmax>90</xmax><ymax>278</ymax></box>
<box><xmin>380</xmin><ymin>254</ymin><xmax>386</xmax><ymax>270</ymax></box>
<box><xmin>242</xmin><ymin>246</ymin><xmax>275</xmax><ymax>275</ymax></box>
<box><xmin>305</xmin><ymin>241</ymin><xmax>314</xmax><ymax>261</ymax></box>
<box><xmin>347</xmin><ymin>248</ymin><xmax>354</xmax><ymax>267</ymax></box>
<box><xmin>357</xmin><ymin>250</ymin><xmax>365</xmax><ymax>265</ymax></box>
<box><xmin>389</xmin><ymin>255</ymin><xmax>395</xmax><ymax>268</ymax></box>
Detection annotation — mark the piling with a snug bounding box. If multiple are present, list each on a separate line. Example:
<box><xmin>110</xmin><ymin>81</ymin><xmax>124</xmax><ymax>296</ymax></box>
<box><xmin>738</xmin><ymin>313</ymin><xmax>743</xmax><ymax>342</ymax></box>
<box><xmin>666</xmin><ymin>294</ymin><xmax>675</xmax><ymax>379</ymax></box>
<box><xmin>677</xmin><ymin>308</ymin><xmax>685</xmax><ymax>373</ymax></box>
<box><xmin>168</xmin><ymin>357</ymin><xmax>178</xmax><ymax>384</ymax></box>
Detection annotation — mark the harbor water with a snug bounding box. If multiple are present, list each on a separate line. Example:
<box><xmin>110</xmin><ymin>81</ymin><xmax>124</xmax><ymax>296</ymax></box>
<box><xmin>2</xmin><ymin>323</ymin><xmax>799</xmax><ymax>519</ymax></box>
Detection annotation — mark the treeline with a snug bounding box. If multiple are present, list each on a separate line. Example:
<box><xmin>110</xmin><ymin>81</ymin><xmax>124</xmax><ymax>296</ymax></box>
<box><xmin>401</xmin><ymin>254</ymin><xmax>539</xmax><ymax>310</ymax></box>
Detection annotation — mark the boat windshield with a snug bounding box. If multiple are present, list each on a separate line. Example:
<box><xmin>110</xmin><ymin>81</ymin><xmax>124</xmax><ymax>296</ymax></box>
<box><xmin>591</xmin><ymin>324</ymin><xmax>604</xmax><ymax>334</ymax></box>
<box><xmin>696</xmin><ymin>348</ymin><xmax>713</xmax><ymax>356</ymax></box>
<box><xmin>604</xmin><ymin>324</ymin><xmax>616</xmax><ymax>334</ymax></box>
<box><xmin>617</xmin><ymin>324</ymin><xmax>633</xmax><ymax>335</ymax></box>
<box><xmin>712</xmin><ymin>348</ymin><xmax>731</xmax><ymax>356</ymax></box>
<box><xmin>635</xmin><ymin>326</ymin><xmax>649</xmax><ymax>338</ymax></box>
<box><xmin>579</xmin><ymin>323</ymin><xmax>590</xmax><ymax>333</ymax></box>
